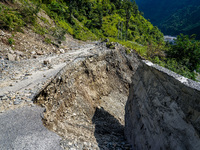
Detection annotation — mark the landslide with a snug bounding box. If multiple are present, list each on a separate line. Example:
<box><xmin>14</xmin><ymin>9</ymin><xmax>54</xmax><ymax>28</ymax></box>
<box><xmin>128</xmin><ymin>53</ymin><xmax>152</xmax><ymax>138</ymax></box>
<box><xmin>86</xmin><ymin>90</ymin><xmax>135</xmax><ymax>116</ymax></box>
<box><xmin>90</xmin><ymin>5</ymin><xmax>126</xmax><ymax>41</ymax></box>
<box><xmin>34</xmin><ymin>43</ymin><xmax>140</xmax><ymax>150</ymax></box>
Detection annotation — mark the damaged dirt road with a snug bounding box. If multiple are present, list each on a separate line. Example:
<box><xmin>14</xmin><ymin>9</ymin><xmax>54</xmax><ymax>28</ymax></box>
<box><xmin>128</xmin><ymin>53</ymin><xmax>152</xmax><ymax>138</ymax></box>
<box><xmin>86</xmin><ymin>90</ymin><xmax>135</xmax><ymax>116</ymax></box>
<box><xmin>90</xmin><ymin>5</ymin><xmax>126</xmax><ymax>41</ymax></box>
<box><xmin>0</xmin><ymin>42</ymin><xmax>134</xmax><ymax>150</ymax></box>
<box><xmin>0</xmin><ymin>44</ymin><xmax>95</xmax><ymax>112</ymax></box>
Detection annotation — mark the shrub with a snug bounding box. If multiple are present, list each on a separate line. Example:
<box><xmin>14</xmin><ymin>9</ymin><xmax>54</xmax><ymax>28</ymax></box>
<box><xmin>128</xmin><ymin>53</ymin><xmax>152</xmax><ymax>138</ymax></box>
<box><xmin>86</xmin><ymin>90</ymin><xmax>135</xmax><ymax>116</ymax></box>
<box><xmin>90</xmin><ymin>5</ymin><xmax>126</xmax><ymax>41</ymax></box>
<box><xmin>33</xmin><ymin>23</ymin><xmax>48</xmax><ymax>35</ymax></box>
<box><xmin>126</xmin><ymin>48</ymin><xmax>131</xmax><ymax>54</ymax></box>
<box><xmin>44</xmin><ymin>38</ymin><xmax>51</xmax><ymax>44</ymax></box>
<box><xmin>106</xmin><ymin>42</ymin><xmax>115</xmax><ymax>49</ymax></box>
<box><xmin>8</xmin><ymin>38</ymin><xmax>14</xmax><ymax>45</ymax></box>
<box><xmin>0</xmin><ymin>9</ymin><xmax>24</xmax><ymax>31</ymax></box>
<box><xmin>50</xmin><ymin>26</ymin><xmax>66</xmax><ymax>41</ymax></box>
<box><xmin>153</xmin><ymin>57</ymin><xmax>196</xmax><ymax>80</ymax></box>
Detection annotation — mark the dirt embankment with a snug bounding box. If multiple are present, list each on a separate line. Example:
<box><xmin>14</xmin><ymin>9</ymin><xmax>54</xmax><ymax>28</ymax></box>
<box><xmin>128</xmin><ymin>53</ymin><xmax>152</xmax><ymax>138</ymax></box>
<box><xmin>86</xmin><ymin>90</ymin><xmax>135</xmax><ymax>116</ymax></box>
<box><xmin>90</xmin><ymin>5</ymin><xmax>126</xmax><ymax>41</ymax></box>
<box><xmin>35</xmin><ymin>42</ymin><xmax>200</xmax><ymax>150</ymax></box>
<box><xmin>34</xmin><ymin>43</ymin><xmax>139</xmax><ymax>150</ymax></box>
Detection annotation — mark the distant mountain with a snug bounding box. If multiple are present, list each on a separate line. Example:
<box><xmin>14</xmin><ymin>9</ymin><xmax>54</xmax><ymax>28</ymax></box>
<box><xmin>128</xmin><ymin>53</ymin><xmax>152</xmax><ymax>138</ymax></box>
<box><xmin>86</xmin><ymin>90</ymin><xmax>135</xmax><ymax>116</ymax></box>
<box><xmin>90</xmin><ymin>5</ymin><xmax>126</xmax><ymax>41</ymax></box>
<box><xmin>160</xmin><ymin>6</ymin><xmax>200</xmax><ymax>39</ymax></box>
<box><xmin>135</xmin><ymin>0</ymin><xmax>200</xmax><ymax>38</ymax></box>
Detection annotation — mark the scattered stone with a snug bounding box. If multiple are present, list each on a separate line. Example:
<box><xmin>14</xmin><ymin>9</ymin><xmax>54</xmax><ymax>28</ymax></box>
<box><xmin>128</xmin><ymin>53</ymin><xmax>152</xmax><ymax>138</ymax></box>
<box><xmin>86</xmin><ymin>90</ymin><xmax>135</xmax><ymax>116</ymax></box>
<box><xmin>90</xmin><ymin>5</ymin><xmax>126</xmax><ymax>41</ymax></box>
<box><xmin>30</xmin><ymin>103</ymin><xmax>35</xmax><ymax>107</ymax></box>
<box><xmin>31</xmin><ymin>51</ymin><xmax>36</xmax><ymax>55</ymax></box>
<box><xmin>48</xmin><ymin>65</ymin><xmax>53</xmax><ymax>69</ymax></box>
<box><xmin>33</xmin><ymin>55</ymin><xmax>37</xmax><ymax>59</ymax></box>
<box><xmin>10</xmin><ymin>95</ymin><xmax>16</xmax><ymax>100</ymax></box>
<box><xmin>43</xmin><ymin>60</ymin><xmax>50</xmax><ymax>65</ymax></box>
<box><xmin>0</xmin><ymin>110</ymin><xmax>5</xmax><ymax>113</ymax></box>
<box><xmin>9</xmin><ymin>49</ymin><xmax>14</xmax><ymax>54</ymax></box>
<box><xmin>15</xmin><ymin>55</ymin><xmax>20</xmax><ymax>61</ymax></box>
<box><xmin>60</xmin><ymin>49</ymin><xmax>65</xmax><ymax>53</ymax></box>
<box><xmin>7</xmin><ymin>53</ymin><xmax>16</xmax><ymax>61</ymax></box>
<box><xmin>25</xmin><ymin>73</ymin><xmax>32</xmax><ymax>76</ymax></box>
<box><xmin>14</xmin><ymin>99</ymin><xmax>22</xmax><ymax>105</ymax></box>
<box><xmin>15</xmin><ymin>51</ymin><xmax>24</xmax><ymax>56</ymax></box>
<box><xmin>0</xmin><ymin>30</ymin><xmax>5</xmax><ymax>36</ymax></box>
<box><xmin>37</xmin><ymin>50</ymin><xmax>43</xmax><ymax>55</ymax></box>
<box><xmin>1</xmin><ymin>95</ymin><xmax>8</xmax><ymax>100</ymax></box>
<box><xmin>23</xmin><ymin>76</ymin><xmax>28</xmax><ymax>80</ymax></box>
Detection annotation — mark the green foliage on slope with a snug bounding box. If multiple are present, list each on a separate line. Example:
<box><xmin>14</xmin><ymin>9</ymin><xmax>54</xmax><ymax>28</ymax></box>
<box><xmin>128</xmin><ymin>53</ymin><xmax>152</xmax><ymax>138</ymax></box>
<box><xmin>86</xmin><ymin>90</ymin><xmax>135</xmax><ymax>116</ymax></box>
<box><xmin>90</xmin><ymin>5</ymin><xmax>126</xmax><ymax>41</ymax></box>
<box><xmin>167</xmin><ymin>34</ymin><xmax>200</xmax><ymax>71</ymax></box>
<box><xmin>1</xmin><ymin>0</ymin><xmax>199</xmax><ymax>80</ymax></box>
<box><xmin>159</xmin><ymin>6</ymin><xmax>200</xmax><ymax>39</ymax></box>
<box><xmin>0</xmin><ymin>0</ymin><xmax>165</xmax><ymax>46</ymax></box>
<box><xmin>0</xmin><ymin>0</ymin><xmax>41</xmax><ymax>31</ymax></box>
<box><xmin>152</xmin><ymin>34</ymin><xmax>200</xmax><ymax>80</ymax></box>
<box><xmin>38</xmin><ymin>1</ymin><xmax>166</xmax><ymax>43</ymax></box>
<box><xmin>135</xmin><ymin>0</ymin><xmax>200</xmax><ymax>39</ymax></box>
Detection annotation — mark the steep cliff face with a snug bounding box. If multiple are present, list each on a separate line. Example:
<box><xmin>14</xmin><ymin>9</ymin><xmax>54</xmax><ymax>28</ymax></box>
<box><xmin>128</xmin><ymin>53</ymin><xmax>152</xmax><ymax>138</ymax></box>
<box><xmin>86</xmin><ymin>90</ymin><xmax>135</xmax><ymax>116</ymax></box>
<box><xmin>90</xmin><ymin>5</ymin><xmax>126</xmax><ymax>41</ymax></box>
<box><xmin>125</xmin><ymin>60</ymin><xmax>200</xmax><ymax>150</ymax></box>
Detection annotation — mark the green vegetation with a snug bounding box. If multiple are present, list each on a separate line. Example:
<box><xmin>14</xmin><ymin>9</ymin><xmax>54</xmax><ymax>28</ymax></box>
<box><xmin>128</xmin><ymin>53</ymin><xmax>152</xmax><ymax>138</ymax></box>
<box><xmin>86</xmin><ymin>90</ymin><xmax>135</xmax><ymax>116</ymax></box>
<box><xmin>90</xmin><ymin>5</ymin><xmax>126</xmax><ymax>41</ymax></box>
<box><xmin>8</xmin><ymin>37</ymin><xmax>14</xmax><ymax>45</ymax></box>
<box><xmin>1</xmin><ymin>0</ymin><xmax>199</xmax><ymax>80</ymax></box>
<box><xmin>167</xmin><ymin>34</ymin><xmax>200</xmax><ymax>72</ymax></box>
<box><xmin>154</xmin><ymin>57</ymin><xmax>196</xmax><ymax>80</ymax></box>
<box><xmin>0</xmin><ymin>3</ymin><xmax>24</xmax><ymax>31</ymax></box>
<box><xmin>0</xmin><ymin>0</ymin><xmax>164</xmax><ymax>43</ymax></box>
<box><xmin>37</xmin><ymin>0</ymin><xmax>163</xmax><ymax>42</ymax></box>
<box><xmin>44</xmin><ymin>37</ymin><xmax>51</xmax><ymax>44</ymax></box>
<box><xmin>126</xmin><ymin>48</ymin><xmax>131</xmax><ymax>55</ymax></box>
<box><xmin>135</xmin><ymin>0</ymin><xmax>200</xmax><ymax>39</ymax></box>
<box><xmin>159</xmin><ymin>6</ymin><xmax>200</xmax><ymax>39</ymax></box>
<box><xmin>106</xmin><ymin>42</ymin><xmax>115</xmax><ymax>49</ymax></box>
<box><xmin>152</xmin><ymin>34</ymin><xmax>200</xmax><ymax>80</ymax></box>
<box><xmin>33</xmin><ymin>23</ymin><xmax>49</xmax><ymax>35</ymax></box>
<box><xmin>0</xmin><ymin>0</ymin><xmax>41</xmax><ymax>31</ymax></box>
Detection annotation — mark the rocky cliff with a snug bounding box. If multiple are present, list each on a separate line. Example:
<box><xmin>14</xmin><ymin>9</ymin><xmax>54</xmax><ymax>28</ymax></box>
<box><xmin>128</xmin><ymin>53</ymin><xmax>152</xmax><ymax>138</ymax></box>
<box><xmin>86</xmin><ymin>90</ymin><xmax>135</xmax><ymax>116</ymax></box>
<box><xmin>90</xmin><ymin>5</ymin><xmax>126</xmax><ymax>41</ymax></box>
<box><xmin>125</xmin><ymin>60</ymin><xmax>200</xmax><ymax>150</ymax></box>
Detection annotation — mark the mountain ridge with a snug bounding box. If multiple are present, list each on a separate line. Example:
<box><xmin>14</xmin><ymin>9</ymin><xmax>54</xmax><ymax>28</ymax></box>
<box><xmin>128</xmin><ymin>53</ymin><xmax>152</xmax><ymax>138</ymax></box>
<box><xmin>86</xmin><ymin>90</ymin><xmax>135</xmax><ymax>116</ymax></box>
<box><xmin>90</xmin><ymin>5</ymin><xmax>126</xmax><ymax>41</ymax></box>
<box><xmin>135</xmin><ymin>0</ymin><xmax>200</xmax><ymax>38</ymax></box>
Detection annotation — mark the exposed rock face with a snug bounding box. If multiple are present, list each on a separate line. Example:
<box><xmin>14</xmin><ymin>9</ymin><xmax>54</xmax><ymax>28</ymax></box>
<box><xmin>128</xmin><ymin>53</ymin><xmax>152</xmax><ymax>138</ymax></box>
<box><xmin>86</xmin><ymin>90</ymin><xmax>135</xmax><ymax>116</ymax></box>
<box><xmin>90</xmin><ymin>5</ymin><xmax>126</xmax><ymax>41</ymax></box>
<box><xmin>34</xmin><ymin>44</ymin><xmax>139</xmax><ymax>149</ymax></box>
<box><xmin>30</xmin><ymin>42</ymin><xmax>200</xmax><ymax>150</ymax></box>
<box><xmin>125</xmin><ymin>60</ymin><xmax>200</xmax><ymax>150</ymax></box>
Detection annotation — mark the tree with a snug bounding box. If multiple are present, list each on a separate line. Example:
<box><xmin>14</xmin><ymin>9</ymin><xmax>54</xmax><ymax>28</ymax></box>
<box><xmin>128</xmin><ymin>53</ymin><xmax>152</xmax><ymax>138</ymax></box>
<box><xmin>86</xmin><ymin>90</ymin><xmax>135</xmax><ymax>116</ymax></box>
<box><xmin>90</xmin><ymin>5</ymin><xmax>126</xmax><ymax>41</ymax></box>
<box><xmin>167</xmin><ymin>34</ymin><xmax>200</xmax><ymax>71</ymax></box>
<box><xmin>123</xmin><ymin>0</ymin><xmax>138</xmax><ymax>40</ymax></box>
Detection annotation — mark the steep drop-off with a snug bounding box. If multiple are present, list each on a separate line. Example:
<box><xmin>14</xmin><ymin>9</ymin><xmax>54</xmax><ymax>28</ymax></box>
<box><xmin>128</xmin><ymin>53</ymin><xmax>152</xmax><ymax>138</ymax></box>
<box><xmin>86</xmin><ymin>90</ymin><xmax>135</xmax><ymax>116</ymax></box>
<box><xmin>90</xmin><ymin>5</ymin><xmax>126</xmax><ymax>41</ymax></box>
<box><xmin>35</xmin><ymin>43</ymin><xmax>139</xmax><ymax>149</ymax></box>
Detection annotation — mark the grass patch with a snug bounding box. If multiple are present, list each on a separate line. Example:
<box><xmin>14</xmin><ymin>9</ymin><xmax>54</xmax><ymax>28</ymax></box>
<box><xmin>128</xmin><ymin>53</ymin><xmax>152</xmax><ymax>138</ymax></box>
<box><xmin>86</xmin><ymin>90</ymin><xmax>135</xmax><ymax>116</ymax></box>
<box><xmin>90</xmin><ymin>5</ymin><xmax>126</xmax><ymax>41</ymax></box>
<box><xmin>73</xmin><ymin>19</ymin><xmax>98</xmax><ymax>41</ymax></box>
<box><xmin>33</xmin><ymin>23</ymin><xmax>48</xmax><ymax>35</ymax></box>
<box><xmin>108</xmin><ymin>37</ymin><xmax>147</xmax><ymax>57</ymax></box>
<box><xmin>44</xmin><ymin>38</ymin><xmax>51</xmax><ymax>44</ymax></box>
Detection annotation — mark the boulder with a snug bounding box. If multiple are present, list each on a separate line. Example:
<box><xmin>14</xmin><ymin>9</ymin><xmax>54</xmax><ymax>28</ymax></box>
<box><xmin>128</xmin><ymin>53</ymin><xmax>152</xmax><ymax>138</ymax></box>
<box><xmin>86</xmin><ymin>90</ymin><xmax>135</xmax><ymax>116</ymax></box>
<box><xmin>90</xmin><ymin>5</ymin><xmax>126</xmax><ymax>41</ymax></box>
<box><xmin>125</xmin><ymin>61</ymin><xmax>200</xmax><ymax>150</ymax></box>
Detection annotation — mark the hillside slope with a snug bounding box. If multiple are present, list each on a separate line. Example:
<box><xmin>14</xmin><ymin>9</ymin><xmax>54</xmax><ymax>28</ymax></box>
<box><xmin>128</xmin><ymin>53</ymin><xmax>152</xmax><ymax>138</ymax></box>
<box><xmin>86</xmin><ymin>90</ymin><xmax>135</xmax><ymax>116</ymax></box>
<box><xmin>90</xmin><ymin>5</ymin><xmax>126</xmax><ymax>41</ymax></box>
<box><xmin>0</xmin><ymin>0</ymin><xmax>164</xmax><ymax>48</ymax></box>
<box><xmin>159</xmin><ymin>6</ymin><xmax>200</xmax><ymax>39</ymax></box>
<box><xmin>135</xmin><ymin>0</ymin><xmax>200</xmax><ymax>38</ymax></box>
